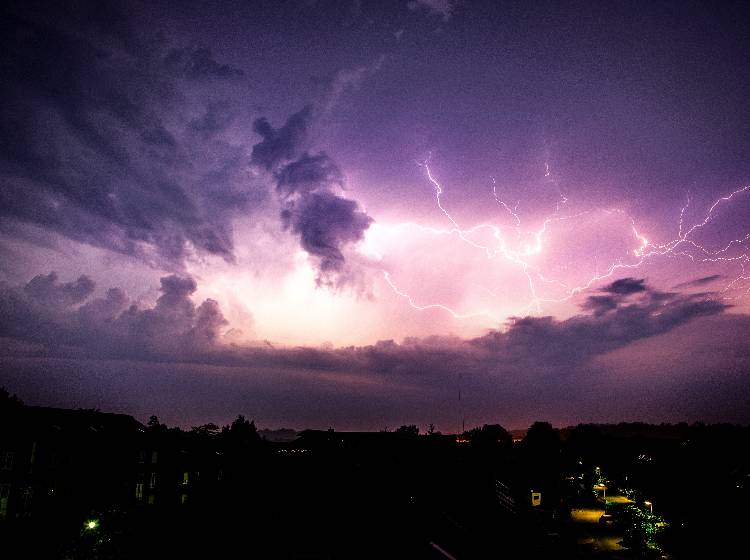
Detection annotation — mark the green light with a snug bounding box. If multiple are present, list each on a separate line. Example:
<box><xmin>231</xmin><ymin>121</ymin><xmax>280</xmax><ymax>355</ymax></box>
<box><xmin>86</xmin><ymin>520</ymin><xmax>98</xmax><ymax>530</ymax></box>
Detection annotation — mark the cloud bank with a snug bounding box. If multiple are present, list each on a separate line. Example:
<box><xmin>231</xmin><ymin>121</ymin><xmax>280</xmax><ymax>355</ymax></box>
<box><xmin>3</xmin><ymin>273</ymin><xmax>745</xmax><ymax>429</ymax></box>
<box><xmin>0</xmin><ymin>273</ymin><xmax>730</xmax><ymax>371</ymax></box>
<box><xmin>0</xmin><ymin>271</ymin><xmax>226</xmax><ymax>360</ymax></box>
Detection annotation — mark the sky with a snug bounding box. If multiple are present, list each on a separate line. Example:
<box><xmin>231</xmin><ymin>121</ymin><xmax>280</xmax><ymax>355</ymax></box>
<box><xmin>1</xmin><ymin>0</ymin><xmax>749</xmax><ymax>431</ymax></box>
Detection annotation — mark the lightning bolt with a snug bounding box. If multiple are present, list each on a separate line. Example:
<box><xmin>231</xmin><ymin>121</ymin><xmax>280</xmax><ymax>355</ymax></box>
<box><xmin>382</xmin><ymin>271</ymin><xmax>500</xmax><ymax>321</ymax></box>
<box><xmin>374</xmin><ymin>160</ymin><xmax>750</xmax><ymax>321</ymax></box>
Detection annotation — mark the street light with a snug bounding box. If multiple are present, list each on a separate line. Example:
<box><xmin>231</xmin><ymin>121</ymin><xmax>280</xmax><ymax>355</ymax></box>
<box><xmin>644</xmin><ymin>500</ymin><xmax>653</xmax><ymax>514</ymax></box>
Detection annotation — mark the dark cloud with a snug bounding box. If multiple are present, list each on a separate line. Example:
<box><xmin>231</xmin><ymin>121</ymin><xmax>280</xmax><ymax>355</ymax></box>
<box><xmin>106</xmin><ymin>273</ymin><xmax>228</xmax><ymax>357</ymax></box>
<box><xmin>250</xmin><ymin>106</ymin><xmax>313</xmax><ymax>171</ymax></box>
<box><xmin>580</xmin><ymin>295</ymin><xmax>619</xmax><ymax>316</ymax></box>
<box><xmin>159</xmin><ymin>274</ymin><xmax>198</xmax><ymax>299</ymax></box>
<box><xmin>0</xmin><ymin>272</ymin><xmax>227</xmax><ymax>359</ymax></box>
<box><xmin>0</xmin><ymin>1</ymin><xmax>257</xmax><ymax>266</ymax></box>
<box><xmin>673</xmin><ymin>275</ymin><xmax>725</xmax><ymax>289</ymax></box>
<box><xmin>276</xmin><ymin>153</ymin><xmax>344</xmax><ymax>198</ymax></box>
<box><xmin>582</xmin><ymin>277</ymin><xmax>653</xmax><ymax>315</ymax></box>
<box><xmin>24</xmin><ymin>272</ymin><xmax>95</xmax><ymax>307</ymax></box>
<box><xmin>282</xmin><ymin>191</ymin><xmax>373</xmax><ymax>279</ymax></box>
<box><xmin>602</xmin><ymin>277</ymin><xmax>648</xmax><ymax>295</ymax></box>
<box><xmin>251</xmin><ymin>109</ymin><xmax>373</xmax><ymax>287</ymax></box>
<box><xmin>77</xmin><ymin>288</ymin><xmax>129</xmax><ymax>326</ymax></box>
<box><xmin>474</xmin><ymin>289</ymin><xmax>728</xmax><ymax>367</ymax></box>
<box><xmin>0</xmin><ymin>272</ymin><xmax>97</xmax><ymax>346</ymax></box>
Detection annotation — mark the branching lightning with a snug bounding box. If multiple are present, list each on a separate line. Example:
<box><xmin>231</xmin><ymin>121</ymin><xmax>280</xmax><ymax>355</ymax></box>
<box><xmin>382</xmin><ymin>271</ymin><xmax>500</xmax><ymax>321</ymax></box>
<box><xmin>374</xmin><ymin>160</ymin><xmax>750</xmax><ymax>321</ymax></box>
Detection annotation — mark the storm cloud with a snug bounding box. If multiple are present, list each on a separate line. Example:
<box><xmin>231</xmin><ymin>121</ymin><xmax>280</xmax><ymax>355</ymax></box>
<box><xmin>602</xmin><ymin>277</ymin><xmax>648</xmax><ymax>295</ymax></box>
<box><xmin>476</xmin><ymin>278</ymin><xmax>730</xmax><ymax>367</ymax></box>
<box><xmin>0</xmin><ymin>271</ymin><xmax>226</xmax><ymax>360</ymax></box>
<box><xmin>0</xmin><ymin>274</ymin><xmax>729</xmax><ymax>373</ymax></box>
<box><xmin>0</xmin><ymin>1</ymin><xmax>256</xmax><ymax>266</ymax></box>
<box><xmin>251</xmin><ymin>107</ymin><xmax>313</xmax><ymax>172</ymax></box>
<box><xmin>251</xmin><ymin>109</ymin><xmax>373</xmax><ymax>287</ymax></box>
<box><xmin>2</xmin><ymin>1</ymin><xmax>374</xmax><ymax>286</ymax></box>
<box><xmin>673</xmin><ymin>275</ymin><xmax>725</xmax><ymax>289</ymax></box>
<box><xmin>1</xmin><ymin>273</ymin><xmax>746</xmax><ymax>428</ymax></box>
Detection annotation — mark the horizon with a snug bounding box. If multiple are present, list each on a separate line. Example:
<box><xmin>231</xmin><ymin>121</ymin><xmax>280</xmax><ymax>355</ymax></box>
<box><xmin>8</xmin><ymin>393</ymin><xmax>749</xmax><ymax>436</ymax></box>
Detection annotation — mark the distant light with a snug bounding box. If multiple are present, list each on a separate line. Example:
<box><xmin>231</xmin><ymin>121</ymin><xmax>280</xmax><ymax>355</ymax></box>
<box><xmin>86</xmin><ymin>520</ymin><xmax>98</xmax><ymax>530</ymax></box>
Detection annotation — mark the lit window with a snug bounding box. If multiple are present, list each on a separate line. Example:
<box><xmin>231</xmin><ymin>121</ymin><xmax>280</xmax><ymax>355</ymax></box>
<box><xmin>135</xmin><ymin>483</ymin><xmax>144</xmax><ymax>501</ymax></box>
<box><xmin>181</xmin><ymin>493</ymin><xmax>188</xmax><ymax>505</ymax></box>
<box><xmin>182</xmin><ymin>472</ymin><xmax>189</xmax><ymax>485</ymax></box>
<box><xmin>149</xmin><ymin>472</ymin><xmax>157</xmax><ymax>489</ymax></box>
<box><xmin>147</xmin><ymin>495</ymin><xmax>155</xmax><ymax>505</ymax></box>
<box><xmin>150</xmin><ymin>451</ymin><xmax>158</xmax><ymax>464</ymax></box>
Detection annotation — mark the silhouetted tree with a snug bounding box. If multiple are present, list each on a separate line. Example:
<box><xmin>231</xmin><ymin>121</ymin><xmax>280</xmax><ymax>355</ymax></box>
<box><xmin>146</xmin><ymin>415</ymin><xmax>167</xmax><ymax>432</ymax></box>
<box><xmin>524</xmin><ymin>421</ymin><xmax>559</xmax><ymax>450</ymax></box>
<box><xmin>0</xmin><ymin>387</ymin><xmax>23</xmax><ymax>425</ymax></box>
<box><xmin>0</xmin><ymin>387</ymin><xmax>23</xmax><ymax>409</ymax></box>
<box><xmin>566</xmin><ymin>424</ymin><xmax>605</xmax><ymax>470</ymax></box>
<box><xmin>467</xmin><ymin>424</ymin><xmax>512</xmax><ymax>447</ymax></box>
<box><xmin>395</xmin><ymin>424</ymin><xmax>419</xmax><ymax>437</ymax></box>
<box><xmin>223</xmin><ymin>415</ymin><xmax>261</xmax><ymax>445</ymax></box>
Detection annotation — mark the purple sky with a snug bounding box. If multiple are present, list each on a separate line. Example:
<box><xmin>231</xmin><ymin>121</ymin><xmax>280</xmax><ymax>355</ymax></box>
<box><xmin>1</xmin><ymin>0</ymin><xmax>749</xmax><ymax>431</ymax></box>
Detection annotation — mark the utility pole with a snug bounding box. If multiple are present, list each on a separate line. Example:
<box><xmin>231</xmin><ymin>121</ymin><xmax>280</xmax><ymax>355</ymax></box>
<box><xmin>458</xmin><ymin>372</ymin><xmax>465</xmax><ymax>435</ymax></box>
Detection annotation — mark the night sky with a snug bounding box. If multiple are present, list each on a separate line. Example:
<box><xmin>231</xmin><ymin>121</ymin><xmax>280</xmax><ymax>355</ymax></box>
<box><xmin>1</xmin><ymin>0</ymin><xmax>749</xmax><ymax>431</ymax></box>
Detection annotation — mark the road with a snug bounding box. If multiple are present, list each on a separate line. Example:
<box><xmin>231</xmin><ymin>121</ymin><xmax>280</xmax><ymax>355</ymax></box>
<box><xmin>570</xmin><ymin>496</ymin><xmax>635</xmax><ymax>558</ymax></box>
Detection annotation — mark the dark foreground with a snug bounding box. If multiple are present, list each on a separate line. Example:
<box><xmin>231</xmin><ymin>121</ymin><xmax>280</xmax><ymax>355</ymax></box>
<box><xmin>1</xmin><ymin>396</ymin><xmax>748</xmax><ymax>559</ymax></box>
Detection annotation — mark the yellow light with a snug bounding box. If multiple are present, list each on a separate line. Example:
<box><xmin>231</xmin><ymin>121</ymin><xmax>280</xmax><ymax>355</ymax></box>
<box><xmin>86</xmin><ymin>520</ymin><xmax>98</xmax><ymax>530</ymax></box>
